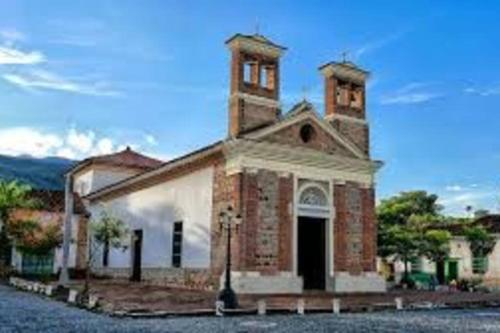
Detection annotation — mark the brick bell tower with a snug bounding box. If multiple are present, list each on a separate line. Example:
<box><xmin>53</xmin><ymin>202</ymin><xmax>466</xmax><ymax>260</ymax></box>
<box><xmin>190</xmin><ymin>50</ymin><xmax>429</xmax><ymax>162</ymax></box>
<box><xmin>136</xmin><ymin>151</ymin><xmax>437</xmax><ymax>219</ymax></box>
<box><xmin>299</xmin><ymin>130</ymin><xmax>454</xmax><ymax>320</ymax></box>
<box><xmin>319</xmin><ymin>61</ymin><xmax>370</xmax><ymax>156</ymax></box>
<box><xmin>225</xmin><ymin>33</ymin><xmax>286</xmax><ymax>137</ymax></box>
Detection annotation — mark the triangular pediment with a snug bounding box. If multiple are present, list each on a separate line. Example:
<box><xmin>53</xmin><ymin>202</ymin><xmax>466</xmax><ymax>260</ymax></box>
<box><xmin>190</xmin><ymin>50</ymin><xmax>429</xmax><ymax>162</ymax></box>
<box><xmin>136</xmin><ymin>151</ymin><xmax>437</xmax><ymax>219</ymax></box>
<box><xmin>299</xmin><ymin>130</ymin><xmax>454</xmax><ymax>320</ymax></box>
<box><xmin>243</xmin><ymin>101</ymin><xmax>367</xmax><ymax>159</ymax></box>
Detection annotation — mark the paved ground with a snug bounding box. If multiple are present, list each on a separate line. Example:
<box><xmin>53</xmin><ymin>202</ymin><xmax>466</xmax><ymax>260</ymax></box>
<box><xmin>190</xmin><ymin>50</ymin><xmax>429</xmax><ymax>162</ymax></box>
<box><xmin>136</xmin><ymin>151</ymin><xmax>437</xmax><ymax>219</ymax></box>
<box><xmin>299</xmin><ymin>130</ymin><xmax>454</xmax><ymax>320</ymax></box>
<box><xmin>1</xmin><ymin>285</ymin><xmax>500</xmax><ymax>332</ymax></box>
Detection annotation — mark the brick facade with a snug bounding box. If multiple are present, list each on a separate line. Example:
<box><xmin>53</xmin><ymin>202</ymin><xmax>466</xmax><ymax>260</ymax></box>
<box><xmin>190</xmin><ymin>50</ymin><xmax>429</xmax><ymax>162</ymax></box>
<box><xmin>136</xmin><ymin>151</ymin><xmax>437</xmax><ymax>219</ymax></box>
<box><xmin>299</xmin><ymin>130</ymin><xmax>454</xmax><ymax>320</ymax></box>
<box><xmin>334</xmin><ymin>182</ymin><xmax>377</xmax><ymax>275</ymax></box>
<box><xmin>263</xmin><ymin>118</ymin><xmax>357</xmax><ymax>158</ymax></box>
<box><xmin>330</xmin><ymin>119</ymin><xmax>370</xmax><ymax>156</ymax></box>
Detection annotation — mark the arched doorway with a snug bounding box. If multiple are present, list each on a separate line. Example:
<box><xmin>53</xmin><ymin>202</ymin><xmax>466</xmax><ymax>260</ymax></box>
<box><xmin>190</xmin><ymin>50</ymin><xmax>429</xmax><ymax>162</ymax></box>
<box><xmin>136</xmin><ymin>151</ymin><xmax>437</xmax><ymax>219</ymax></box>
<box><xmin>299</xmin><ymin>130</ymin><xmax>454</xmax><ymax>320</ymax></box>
<box><xmin>297</xmin><ymin>184</ymin><xmax>331</xmax><ymax>290</ymax></box>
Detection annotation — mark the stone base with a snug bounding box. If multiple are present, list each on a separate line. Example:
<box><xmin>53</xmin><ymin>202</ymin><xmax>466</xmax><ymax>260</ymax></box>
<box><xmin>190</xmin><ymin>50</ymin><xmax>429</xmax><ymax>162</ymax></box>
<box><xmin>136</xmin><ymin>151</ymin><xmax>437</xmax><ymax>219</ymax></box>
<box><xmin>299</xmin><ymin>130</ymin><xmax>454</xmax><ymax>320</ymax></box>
<box><xmin>93</xmin><ymin>267</ymin><xmax>212</xmax><ymax>290</ymax></box>
<box><xmin>221</xmin><ymin>271</ymin><xmax>303</xmax><ymax>294</ymax></box>
<box><xmin>333</xmin><ymin>272</ymin><xmax>386</xmax><ymax>293</ymax></box>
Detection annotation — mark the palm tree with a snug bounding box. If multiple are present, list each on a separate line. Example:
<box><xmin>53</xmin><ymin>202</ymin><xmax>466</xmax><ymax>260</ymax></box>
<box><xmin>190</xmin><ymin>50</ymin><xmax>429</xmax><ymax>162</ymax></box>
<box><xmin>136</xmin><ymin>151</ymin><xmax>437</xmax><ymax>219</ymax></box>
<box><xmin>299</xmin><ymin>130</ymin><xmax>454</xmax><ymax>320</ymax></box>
<box><xmin>0</xmin><ymin>180</ymin><xmax>38</xmax><ymax>266</ymax></box>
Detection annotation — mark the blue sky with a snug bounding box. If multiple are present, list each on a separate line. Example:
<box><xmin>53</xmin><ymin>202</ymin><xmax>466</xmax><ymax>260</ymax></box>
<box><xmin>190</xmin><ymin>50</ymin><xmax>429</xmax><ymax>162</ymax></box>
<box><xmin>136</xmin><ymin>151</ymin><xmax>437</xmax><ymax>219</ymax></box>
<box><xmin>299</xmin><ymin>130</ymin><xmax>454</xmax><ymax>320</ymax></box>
<box><xmin>0</xmin><ymin>1</ymin><xmax>499</xmax><ymax>216</ymax></box>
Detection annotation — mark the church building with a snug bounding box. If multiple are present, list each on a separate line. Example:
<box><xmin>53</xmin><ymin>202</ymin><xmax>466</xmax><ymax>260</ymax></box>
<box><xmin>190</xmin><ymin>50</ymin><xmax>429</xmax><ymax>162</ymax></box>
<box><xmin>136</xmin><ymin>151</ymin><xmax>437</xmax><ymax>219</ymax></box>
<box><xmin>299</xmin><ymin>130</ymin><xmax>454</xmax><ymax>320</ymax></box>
<box><xmin>64</xmin><ymin>33</ymin><xmax>386</xmax><ymax>293</ymax></box>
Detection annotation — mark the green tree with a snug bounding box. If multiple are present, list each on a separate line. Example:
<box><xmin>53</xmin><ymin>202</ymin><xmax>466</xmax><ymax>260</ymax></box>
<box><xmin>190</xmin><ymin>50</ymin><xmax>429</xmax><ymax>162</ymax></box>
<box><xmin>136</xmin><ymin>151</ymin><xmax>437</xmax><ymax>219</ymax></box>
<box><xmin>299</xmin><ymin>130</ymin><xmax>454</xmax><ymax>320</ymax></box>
<box><xmin>378</xmin><ymin>224</ymin><xmax>419</xmax><ymax>282</ymax></box>
<box><xmin>421</xmin><ymin>229</ymin><xmax>451</xmax><ymax>283</ymax></box>
<box><xmin>377</xmin><ymin>191</ymin><xmax>444</xmax><ymax>285</ymax></box>
<box><xmin>464</xmin><ymin>225</ymin><xmax>496</xmax><ymax>274</ymax></box>
<box><xmin>464</xmin><ymin>225</ymin><xmax>496</xmax><ymax>257</ymax></box>
<box><xmin>0</xmin><ymin>180</ymin><xmax>39</xmax><ymax>266</ymax></box>
<box><xmin>377</xmin><ymin>191</ymin><xmax>442</xmax><ymax>227</ymax></box>
<box><xmin>9</xmin><ymin>218</ymin><xmax>62</xmax><ymax>256</ymax></box>
<box><xmin>84</xmin><ymin>209</ymin><xmax>129</xmax><ymax>296</ymax></box>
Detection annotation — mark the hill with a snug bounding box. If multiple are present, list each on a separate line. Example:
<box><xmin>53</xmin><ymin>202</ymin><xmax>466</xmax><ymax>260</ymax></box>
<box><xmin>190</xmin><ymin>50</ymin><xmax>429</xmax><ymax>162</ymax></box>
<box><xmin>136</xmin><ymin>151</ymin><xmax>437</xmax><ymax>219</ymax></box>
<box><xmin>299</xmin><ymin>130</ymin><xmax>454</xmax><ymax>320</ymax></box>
<box><xmin>0</xmin><ymin>154</ymin><xmax>76</xmax><ymax>190</ymax></box>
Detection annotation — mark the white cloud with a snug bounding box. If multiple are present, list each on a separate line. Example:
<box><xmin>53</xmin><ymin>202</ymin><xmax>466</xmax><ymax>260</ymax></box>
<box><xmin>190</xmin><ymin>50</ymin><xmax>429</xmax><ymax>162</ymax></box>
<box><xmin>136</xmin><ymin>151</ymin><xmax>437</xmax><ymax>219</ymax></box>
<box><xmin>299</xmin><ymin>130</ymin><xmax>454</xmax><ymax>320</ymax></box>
<box><xmin>67</xmin><ymin>128</ymin><xmax>95</xmax><ymax>154</ymax></box>
<box><xmin>96</xmin><ymin>138</ymin><xmax>114</xmax><ymax>155</ymax></box>
<box><xmin>145</xmin><ymin>134</ymin><xmax>158</xmax><ymax>146</ymax></box>
<box><xmin>445</xmin><ymin>185</ymin><xmax>463</xmax><ymax>192</ymax></box>
<box><xmin>0</xmin><ymin>127</ymin><xmax>166</xmax><ymax>160</ymax></box>
<box><xmin>0</xmin><ymin>127</ymin><xmax>62</xmax><ymax>158</ymax></box>
<box><xmin>438</xmin><ymin>188</ymin><xmax>497</xmax><ymax>217</ymax></box>
<box><xmin>2</xmin><ymin>69</ymin><xmax>121</xmax><ymax>97</ymax></box>
<box><xmin>0</xmin><ymin>28</ymin><xmax>26</xmax><ymax>43</ymax></box>
<box><xmin>354</xmin><ymin>30</ymin><xmax>409</xmax><ymax>60</ymax></box>
<box><xmin>464</xmin><ymin>85</ymin><xmax>500</xmax><ymax>97</ymax></box>
<box><xmin>0</xmin><ymin>46</ymin><xmax>45</xmax><ymax>65</ymax></box>
<box><xmin>380</xmin><ymin>82</ymin><xmax>441</xmax><ymax>105</ymax></box>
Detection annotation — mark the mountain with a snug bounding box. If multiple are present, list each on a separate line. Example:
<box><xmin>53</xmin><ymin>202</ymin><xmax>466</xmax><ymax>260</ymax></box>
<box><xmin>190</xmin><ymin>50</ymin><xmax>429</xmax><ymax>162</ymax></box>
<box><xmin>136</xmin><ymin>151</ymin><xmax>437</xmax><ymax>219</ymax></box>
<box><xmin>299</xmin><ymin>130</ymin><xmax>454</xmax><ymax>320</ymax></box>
<box><xmin>0</xmin><ymin>154</ymin><xmax>76</xmax><ymax>190</ymax></box>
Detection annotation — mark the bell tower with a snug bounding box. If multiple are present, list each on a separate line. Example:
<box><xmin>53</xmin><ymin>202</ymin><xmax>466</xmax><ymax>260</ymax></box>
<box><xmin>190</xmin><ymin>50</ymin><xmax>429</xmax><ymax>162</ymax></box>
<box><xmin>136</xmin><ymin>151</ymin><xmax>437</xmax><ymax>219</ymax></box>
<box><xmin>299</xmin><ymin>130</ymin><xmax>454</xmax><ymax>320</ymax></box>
<box><xmin>226</xmin><ymin>33</ymin><xmax>286</xmax><ymax>137</ymax></box>
<box><xmin>320</xmin><ymin>61</ymin><xmax>370</xmax><ymax>156</ymax></box>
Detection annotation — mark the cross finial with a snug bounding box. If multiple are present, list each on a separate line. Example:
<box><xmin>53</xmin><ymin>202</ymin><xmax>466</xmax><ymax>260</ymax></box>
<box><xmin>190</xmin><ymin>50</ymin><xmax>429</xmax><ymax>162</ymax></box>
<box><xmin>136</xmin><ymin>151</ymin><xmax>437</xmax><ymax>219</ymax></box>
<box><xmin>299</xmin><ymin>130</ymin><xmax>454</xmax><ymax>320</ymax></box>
<box><xmin>341</xmin><ymin>51</ymin><xmax>349</xmax><ymax>63</ymax></box>
<box><xmin>255</xmin><ymin>18</ymin><xmax>260</xmax><ymax>35</ymax></box>
<box><xmin>302</xmin><ymin>86</ymin><xmax>309</xmax><ymax>101</ymax></box>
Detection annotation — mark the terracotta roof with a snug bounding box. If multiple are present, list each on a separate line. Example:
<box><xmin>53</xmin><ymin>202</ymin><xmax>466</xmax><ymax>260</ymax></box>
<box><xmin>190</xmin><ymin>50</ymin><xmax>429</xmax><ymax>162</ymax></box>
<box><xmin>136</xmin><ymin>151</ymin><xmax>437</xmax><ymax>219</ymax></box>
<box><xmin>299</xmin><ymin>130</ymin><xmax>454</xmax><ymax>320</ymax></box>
<box><xmin>27</xmin><ymin>189</ymin><xmax>87</xmax><ymax>215</ymax></box>
<box><xmin>437</xmin><ymin>215</ymin><xmax>500</xmax><ymax>235</ymax></box>
<box><xmin>29</xmin><ymin>189</ymin><xmax>65</xmax><ymax>212</ymax></box>
<box><xmin>70</xmin><ymin>147</ymin><xmax>162</xmax><ymax>174</ymax></box>
<box><xmin>225</xmin><ymin>33</ymin><xmax>287</xmax><ymax>50</ymax></box>
<box><xmin>473</xmin><ymin>215</ymin><xmax>500</xmax><ymax>233</ymax></box>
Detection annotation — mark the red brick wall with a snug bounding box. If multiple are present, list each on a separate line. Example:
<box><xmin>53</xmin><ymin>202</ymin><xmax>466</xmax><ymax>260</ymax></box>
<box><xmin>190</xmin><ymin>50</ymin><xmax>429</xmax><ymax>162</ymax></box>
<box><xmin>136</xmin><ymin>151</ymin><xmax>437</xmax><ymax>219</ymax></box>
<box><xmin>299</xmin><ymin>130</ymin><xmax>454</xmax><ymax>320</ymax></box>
<box><xmin>278</xmin><ymin>175</ymin><xmax>293</xmax><ymax>271</ymax></box>
<box><xmin>333</xmin><ymin>183</ymin><xmax>348</xmax><ymax>272</ymax></box>
<box><xmin>361</xmin><ymin>187</ymin><xmax>377</xmax><ymax>271</ymax></box>
<box><xmin>228</xmin><ymin>49</ymin><xmax>281</xmax><ymax>137</ymax></box>
<box><xmin>210</xmin><ymin>159</ymin><xmax>241</xmax><ymax>278</ymax></box>
<box><xmin>334</xmin><ymin>182</ymin><xmax>377</xmax><ymax>274</ymax></box>
<box><xmin>264</xmin><ymin>119</ymin><xmax>356</xmax><ymax>158</ymax></box>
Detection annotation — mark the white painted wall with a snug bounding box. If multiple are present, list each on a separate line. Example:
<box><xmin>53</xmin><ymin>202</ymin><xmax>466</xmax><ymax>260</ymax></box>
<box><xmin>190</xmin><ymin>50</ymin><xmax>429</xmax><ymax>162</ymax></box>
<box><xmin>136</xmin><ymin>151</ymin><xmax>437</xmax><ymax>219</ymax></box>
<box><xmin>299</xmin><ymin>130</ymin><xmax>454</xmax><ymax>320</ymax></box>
<box><xmin>89</xmin><ymin>167</ymin><xmax>214</xmax><ymax>270</ymax></box>
<box><xmin>73</xmin><ymin>167</ymin><xmax>139</xmax><ymax>196</ymax></box>
<box><xmin>53</xmin><ymin>214</ymin><xmax>80</xmax><ymax>273</ymax></box>
<box><xmin>383</xmin><ymin>236</ymin><xmax>500</xmax><ymax>282</ymax></box>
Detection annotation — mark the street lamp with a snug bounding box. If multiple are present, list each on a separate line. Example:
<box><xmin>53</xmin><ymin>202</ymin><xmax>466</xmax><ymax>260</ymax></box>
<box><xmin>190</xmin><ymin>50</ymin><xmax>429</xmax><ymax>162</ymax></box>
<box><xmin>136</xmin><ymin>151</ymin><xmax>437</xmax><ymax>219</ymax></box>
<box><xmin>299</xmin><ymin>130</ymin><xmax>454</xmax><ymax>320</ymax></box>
<box><xmin>218</xmin><ymin>205</ymin><xmax>242</xmax><ymax>309</ymax></box>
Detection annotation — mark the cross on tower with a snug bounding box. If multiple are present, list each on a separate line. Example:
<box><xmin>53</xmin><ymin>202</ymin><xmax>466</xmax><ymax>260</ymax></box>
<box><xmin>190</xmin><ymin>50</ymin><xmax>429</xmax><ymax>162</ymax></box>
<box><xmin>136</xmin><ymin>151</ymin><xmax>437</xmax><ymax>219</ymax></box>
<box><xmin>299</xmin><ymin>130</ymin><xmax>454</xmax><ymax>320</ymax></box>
<box><xmin>302</xmin><ymin>86</ymin><xmax>309</xmax><ymax>101</ymax></box>
<box><xmin>341</xmin><ymin>51</ymin><xmax>349</xmax><ymax>63</ymax></box>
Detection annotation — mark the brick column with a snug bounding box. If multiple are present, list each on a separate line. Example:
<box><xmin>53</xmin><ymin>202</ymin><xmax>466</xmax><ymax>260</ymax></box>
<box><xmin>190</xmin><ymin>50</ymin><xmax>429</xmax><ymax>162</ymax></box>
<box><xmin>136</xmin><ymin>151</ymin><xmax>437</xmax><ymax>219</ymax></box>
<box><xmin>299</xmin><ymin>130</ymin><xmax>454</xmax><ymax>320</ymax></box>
<box><xmin>241</xmin><ymin>171</ymin><xmax>259</xmax><ymax>271</ymax></box>
<box><xmin>361</xmin><ymin>187</ymin><xmax>377</xmax><ymax>271</ymax></box>
<box><xmin>278</xmin><ymin>174</ymin><xmax>293</xmax><ymax>271</ymax></box>
<box><xmin>333</xmin><ymin>183</ymin><xmax>347</xmax><ymax>272</ymax></box>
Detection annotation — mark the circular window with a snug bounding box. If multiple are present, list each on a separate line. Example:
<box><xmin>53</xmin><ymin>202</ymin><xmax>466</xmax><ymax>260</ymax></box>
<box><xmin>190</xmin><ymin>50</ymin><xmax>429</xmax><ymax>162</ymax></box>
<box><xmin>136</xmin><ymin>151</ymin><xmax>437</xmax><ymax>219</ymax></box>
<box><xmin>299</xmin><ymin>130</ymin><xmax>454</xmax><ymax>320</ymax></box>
<box><xmin>299</xmin><ymin>124</ymin><xmax>315</xmax><ymax>143</ymax></box>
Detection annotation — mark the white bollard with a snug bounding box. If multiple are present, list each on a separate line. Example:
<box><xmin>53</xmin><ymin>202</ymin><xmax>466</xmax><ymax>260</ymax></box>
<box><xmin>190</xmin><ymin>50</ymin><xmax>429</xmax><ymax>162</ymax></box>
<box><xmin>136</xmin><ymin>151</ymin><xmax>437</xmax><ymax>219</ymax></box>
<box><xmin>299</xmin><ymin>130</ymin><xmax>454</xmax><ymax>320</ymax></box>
<box><xmin>9</xmin><ymin>277</ymin><xmax>16</xmax><ymax>286</ymax></box>
<box><xmin>215</xmin><ymin>300</ymin><xmax>224</xmax><ymax>317</ymax></box>
<box><xmin>38</xmin><ymin>285</ymin><xmax>45</xmax><ymax>294</ymax></box>
<box><xmin>33</xmin><ymin>283</ymin><xmax>39</xmax><ymax>293</ymax></box>
<box><xmin>88</xmin><ymin>295</ymin><xmax>99</xmax><ymax>309</ymax></box>
<box><xmin>257</xmin><ymin>299</ymin><xmax>266</xmax><ymax>315</ymax></box>
<box><xmin>332</xmin><ymin>298</ymin><xmax>341</xmax><ymax>314</ymax></box>
<box><xmin>27</xmin><ymin>284</ymin><xmax>33</xmax><ymax>292</ymax></box>
<box><xmin>68</xmin><ymin>289</ymin><xmax>78</xmax><ymax>303</ymax></box>
<box><xmin>45</xmin><ymin>285</ymin><xmax>53</xmax><ymax>296</ymax></box>
<box><xmin>395</xmin><ymin>297</ymin><xmax>403</xmax><ymax>310</ymax></box>
<box><xmin>297</xmin><ymin>298</ymin><xmax>305</xmax><ymax>315</ymax></box>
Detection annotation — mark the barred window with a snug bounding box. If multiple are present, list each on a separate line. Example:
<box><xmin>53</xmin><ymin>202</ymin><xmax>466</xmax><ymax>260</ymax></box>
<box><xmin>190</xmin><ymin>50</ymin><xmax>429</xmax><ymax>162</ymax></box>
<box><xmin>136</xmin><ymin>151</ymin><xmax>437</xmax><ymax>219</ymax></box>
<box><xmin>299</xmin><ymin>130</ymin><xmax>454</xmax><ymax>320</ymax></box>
<box><xmin>172</xmin><ymin>221</ymin><xmax>183</xmax><ymax>268</ymax></box>
<box><xmin>472</xmin><ymin>256</ymin><xmax>488</xmax><ymax>274</ymax></box>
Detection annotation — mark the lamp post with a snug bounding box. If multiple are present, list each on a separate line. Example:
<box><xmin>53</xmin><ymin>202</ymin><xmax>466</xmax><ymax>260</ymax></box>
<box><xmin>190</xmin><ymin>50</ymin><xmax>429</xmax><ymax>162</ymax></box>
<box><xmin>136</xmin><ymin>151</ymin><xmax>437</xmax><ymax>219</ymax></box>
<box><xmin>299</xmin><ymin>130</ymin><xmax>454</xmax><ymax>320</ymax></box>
<box><xmin>218</xmin><ymin>205</ymin><xmax>241</xmax><ymax>309</ymax></box>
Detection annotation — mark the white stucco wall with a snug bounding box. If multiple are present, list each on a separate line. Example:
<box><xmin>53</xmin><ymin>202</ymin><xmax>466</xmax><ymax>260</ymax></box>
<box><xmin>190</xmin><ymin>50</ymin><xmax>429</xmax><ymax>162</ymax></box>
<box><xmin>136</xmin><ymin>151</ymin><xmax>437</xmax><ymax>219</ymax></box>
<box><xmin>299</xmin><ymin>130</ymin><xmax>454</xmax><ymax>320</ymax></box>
<box><xmin>485</xmin><ymin>236</ymin><xmax>500</xmax><ymax>278</ymax></box>
<box><xmin>73</xmin><ymin>167</ymin><xmax>139</xmax><ymax>196</ymax></box>
<box><xmin>386</xmin><ymin>236</ymin><xmax>500</xmax><ymax>282</ymax></box>
<box><xmin>449</xmin><ymin>237</ymin><xmax>473</xmax><ymax>278</ymax></box>
<box><xmin>89</xmin><ymin>166</ymin><xmax>214</xmax><ymax>270</ymax></box>
<box><xmin>53</xmin><ymin>214</ymin><xmax>80</xmax><ymax>273</ymax></box>
<box><xmin>73</xmin><ymin>169</ymin><xmax>94</xmax><ymax>196</ymax></box>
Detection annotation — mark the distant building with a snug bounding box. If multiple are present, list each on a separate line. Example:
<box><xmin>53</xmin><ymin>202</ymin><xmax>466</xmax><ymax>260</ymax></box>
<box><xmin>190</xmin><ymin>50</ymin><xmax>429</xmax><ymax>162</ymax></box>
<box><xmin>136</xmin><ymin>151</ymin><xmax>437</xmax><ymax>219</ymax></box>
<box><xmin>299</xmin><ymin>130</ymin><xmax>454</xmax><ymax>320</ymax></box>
<box><xmin>64</xmin><ymin>33</ymin><xmax>385</xmax><ymax>293</ymax></box>
<box><xmin>382</xmin><ymin>215</ymin><xmax>500</xmax><ymax>289</ymax></box>
<box><xmin>10</xmin><ymin>189</ymin><xmax>86</xmax><ymax>276</ymax></box>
